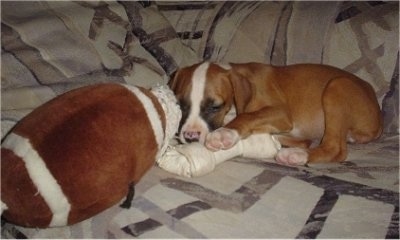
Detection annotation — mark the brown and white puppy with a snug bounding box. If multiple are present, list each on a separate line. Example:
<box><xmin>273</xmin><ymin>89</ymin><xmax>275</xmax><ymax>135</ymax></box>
<box><xmin>168</xmin><ymin>61</ymin><xmax>383</xmax><ymax>165</ymax></box>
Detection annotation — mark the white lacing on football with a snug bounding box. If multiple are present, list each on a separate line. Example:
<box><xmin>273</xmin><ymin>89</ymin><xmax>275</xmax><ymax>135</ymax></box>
<box><xmin>151</xmin><ymin>84</ymin><xmax>182</xmax><ymax>160</ymax></box>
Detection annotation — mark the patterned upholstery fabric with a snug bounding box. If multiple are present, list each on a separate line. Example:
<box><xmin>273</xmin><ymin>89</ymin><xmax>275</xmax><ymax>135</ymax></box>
<box><xmin>1</xmin><ymin>1</ymin><xmax>398</xmax><ymax>238</ymax></box>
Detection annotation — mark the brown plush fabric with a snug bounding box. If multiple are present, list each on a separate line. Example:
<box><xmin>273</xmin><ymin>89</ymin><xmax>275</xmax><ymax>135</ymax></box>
<box><xmin>2</xmin><ymin>84</ymin><xmax>165</xmax><ymax>227</ymax></box>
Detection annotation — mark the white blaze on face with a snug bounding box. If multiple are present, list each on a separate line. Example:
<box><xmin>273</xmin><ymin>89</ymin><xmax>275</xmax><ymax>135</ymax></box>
<box><xmin>180</xmin><ymin>62</ymin><xmax>210</xmax><ymax>143</ymax></box>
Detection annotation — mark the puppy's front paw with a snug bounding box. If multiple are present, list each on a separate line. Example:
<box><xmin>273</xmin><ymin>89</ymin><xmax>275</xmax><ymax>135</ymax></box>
<box><xmin>205</xmin><ymin>128</ymin><xmax>240</xmax><ymax>151</ymax></box>
<box><xmin>275</xmin><ymin>147</ymin><xmax>308</xmax><ymax>166</ymax></box>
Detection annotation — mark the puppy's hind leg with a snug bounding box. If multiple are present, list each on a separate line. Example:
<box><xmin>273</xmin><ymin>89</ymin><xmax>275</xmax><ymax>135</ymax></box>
<box><xmin>308</xmin><ymin>77</ymin><xmax>353</xmax><ymax>163</ymax></box>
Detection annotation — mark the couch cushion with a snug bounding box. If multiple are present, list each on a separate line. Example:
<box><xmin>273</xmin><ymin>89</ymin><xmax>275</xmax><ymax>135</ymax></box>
<box><xmin>1</xmin><ymin>1</ymin><xmax>199</xmax><ymax>137</ymax></box>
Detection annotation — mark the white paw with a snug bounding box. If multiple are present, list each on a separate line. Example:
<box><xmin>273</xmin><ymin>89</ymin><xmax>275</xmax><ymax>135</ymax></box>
<box><xmin>275</xmin><ymin>147</ymin><xmax>308</xmax><ymax>166</ymax></box>
<box><xmin>205</xmin><ymin>128</ymin><xmax>240</xmax><ymax>151</ymax></box>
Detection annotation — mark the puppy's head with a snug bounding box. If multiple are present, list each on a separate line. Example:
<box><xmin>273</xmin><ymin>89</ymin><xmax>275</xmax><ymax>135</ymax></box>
<box><xmin>168</xmin><ymin>62</ymin><xmax>234</xmax><ymax>144</ymax></box>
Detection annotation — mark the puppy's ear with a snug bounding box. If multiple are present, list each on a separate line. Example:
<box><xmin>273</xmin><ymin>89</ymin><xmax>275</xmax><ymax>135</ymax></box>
<box><xmin>228</xmin><ymin>69</ymin><xmax>252</xmax><ymax>113</ymax></box>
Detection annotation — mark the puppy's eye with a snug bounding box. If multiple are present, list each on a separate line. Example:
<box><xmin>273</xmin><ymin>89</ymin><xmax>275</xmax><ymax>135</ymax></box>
<box><xmin>207</xmin><ymin>104</ymin><xmax>223</xmax><ymax>113</ymax></box>
<box><xmin>179</xmin><ymin>100</ymin><xmax>190</xmax><ymax>112</ymax></box>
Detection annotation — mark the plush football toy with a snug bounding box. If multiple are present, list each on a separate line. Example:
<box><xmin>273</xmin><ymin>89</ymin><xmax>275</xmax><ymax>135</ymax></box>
<box><xmin>1</xmin><ymin>83</ymin><xmax>181</xmax><ymax>228</ymax></box>
<box><xmin>157</xmin><ymin>133</ymin><xmax>281</xmax><ymax>178</ymax></box>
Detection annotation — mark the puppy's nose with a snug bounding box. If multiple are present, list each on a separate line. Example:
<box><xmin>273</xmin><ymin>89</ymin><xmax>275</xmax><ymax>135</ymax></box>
<box><xmin>183</xmin><ymin>131</ymin><xmax>201</xmax><ymax>143</ymax></box>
